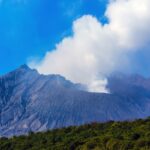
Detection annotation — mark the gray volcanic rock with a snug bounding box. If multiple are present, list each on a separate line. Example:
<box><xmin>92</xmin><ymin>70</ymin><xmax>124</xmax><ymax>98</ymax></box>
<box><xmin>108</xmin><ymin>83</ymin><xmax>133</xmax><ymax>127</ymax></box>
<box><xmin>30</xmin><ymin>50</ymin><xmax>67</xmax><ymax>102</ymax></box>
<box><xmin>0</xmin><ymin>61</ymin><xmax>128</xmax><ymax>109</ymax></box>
<box><xmin>0</xmin><ymin>65</ymin><xmax>150</xmax><ymax>137</ymax></box>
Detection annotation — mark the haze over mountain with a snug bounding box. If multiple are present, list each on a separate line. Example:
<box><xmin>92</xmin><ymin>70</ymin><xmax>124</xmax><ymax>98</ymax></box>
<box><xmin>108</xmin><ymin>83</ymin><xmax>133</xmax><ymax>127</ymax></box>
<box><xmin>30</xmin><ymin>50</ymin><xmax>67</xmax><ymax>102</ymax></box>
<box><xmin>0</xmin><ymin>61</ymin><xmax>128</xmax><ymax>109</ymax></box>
<box><xmin>0</xmin><ymin>65</ymin><xmax>150</xmax><ymax>137</ymax></box>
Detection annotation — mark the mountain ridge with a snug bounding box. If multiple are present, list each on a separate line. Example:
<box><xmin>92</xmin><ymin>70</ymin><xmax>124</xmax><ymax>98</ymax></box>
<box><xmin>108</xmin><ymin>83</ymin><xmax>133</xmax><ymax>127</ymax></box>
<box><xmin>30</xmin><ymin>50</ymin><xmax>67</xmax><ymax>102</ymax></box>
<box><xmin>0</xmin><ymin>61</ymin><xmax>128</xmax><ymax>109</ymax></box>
<box><xmin>0</xmin><ymin>65</ymin><xmax>150</xmax><ymax>137</ymax></box>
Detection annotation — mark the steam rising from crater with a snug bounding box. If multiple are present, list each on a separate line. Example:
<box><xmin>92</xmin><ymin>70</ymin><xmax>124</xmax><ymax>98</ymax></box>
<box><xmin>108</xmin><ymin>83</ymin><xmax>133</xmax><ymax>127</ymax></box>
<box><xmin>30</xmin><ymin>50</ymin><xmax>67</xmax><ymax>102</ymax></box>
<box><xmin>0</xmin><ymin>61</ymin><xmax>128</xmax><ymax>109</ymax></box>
<box><xmin>29</xmin><ymin>0</ymin><xmax>150</xmax><ymax>93</ymax></box>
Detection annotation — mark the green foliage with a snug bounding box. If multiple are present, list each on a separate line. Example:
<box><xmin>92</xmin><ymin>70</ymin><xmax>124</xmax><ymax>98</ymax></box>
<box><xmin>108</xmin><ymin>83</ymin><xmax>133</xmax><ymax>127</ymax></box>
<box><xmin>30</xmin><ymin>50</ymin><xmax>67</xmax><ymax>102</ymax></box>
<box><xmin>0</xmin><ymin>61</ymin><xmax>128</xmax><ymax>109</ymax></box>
<box><xmin>1</xmin><ymin>118</ymin><xmax>150</xmax><ymax>150</ymax></box>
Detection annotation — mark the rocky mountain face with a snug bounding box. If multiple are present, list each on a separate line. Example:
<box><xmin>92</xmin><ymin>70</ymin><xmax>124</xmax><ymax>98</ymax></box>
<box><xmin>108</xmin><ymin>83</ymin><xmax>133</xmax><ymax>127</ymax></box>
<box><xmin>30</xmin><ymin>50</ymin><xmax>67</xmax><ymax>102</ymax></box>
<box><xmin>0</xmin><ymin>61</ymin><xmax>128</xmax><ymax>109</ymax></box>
<box><xmin>0</xmin><ymin>65</ymin><xmax>150</xmax><ymax>137</ymax></box>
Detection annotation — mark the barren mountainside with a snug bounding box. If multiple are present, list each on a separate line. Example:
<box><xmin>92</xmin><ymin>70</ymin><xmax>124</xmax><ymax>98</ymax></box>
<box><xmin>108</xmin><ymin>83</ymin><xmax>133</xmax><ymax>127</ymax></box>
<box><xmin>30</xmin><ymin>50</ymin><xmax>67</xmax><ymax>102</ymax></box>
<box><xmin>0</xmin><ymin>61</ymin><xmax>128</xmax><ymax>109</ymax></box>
<box><xmin>0</xmin><ymin>65</ymin><xmax>150</xmax><ymax>137</ymax></box>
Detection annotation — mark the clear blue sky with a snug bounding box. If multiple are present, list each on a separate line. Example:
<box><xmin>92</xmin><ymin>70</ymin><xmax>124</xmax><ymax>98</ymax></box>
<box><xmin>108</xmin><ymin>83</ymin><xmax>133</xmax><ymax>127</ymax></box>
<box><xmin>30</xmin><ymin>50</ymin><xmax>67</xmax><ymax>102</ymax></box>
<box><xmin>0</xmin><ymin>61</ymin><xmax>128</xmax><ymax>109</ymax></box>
<box><xmin>0</xmin><ymin>0</ymin><xmax>108</xmax><ymax>74</ymax></box>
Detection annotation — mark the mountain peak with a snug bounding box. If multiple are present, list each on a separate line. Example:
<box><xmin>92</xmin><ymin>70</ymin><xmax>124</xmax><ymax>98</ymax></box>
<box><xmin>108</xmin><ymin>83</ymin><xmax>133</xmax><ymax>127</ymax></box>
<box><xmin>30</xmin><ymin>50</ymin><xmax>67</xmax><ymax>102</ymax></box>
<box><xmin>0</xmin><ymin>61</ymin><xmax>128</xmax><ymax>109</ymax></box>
<box><xmin>0</xmin><ymin>64</ymin><xmax>38</xmax><ymax>79</ymax></box>
<box><xmin>1</xmin><ymin>68</ymin><xmax>150</xmax><ymax>137</ymax></box>
<box><xmin>19</xmin><ymin>64</ymin><xmax>31</xmax><ymax>70</ymax></box>
<box><xmin>17</xmin><ymin>64</ymin><xmax>38</xmax><ymax>74</ymax></box>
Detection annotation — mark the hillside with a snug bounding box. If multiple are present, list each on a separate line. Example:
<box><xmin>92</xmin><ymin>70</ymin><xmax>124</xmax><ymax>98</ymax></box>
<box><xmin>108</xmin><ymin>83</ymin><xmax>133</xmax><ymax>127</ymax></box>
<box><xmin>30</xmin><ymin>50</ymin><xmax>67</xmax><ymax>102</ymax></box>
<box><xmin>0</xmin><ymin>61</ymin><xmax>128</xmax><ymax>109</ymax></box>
<box><xmin>1</xmin><ymin>65</ymin><xmax>150</xmax><ymax>137</ymax></box>
<box><xmin>1</xmin><ymin>118</ymin><xmax>150</xmax><ymax>150</ymax></box>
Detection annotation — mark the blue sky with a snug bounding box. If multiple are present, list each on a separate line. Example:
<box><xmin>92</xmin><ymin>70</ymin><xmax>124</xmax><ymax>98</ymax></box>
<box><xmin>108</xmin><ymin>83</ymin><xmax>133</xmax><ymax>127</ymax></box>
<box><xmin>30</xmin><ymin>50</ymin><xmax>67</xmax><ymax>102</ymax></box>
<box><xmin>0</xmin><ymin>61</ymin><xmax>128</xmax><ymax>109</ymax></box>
<box><xmin>0</xmin><ymin>0</ymin><xmax>108</xmax><ymax>74</ymax></box>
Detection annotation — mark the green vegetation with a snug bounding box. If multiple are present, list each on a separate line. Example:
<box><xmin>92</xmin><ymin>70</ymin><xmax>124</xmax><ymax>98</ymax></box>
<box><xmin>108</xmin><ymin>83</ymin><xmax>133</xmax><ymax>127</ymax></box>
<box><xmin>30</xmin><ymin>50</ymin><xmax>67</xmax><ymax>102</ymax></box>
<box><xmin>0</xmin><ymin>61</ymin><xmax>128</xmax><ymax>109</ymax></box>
<box><xmin>1</xmin><ymin>118</ymin><xmax>150</xmax><ymax>150</ymax></box>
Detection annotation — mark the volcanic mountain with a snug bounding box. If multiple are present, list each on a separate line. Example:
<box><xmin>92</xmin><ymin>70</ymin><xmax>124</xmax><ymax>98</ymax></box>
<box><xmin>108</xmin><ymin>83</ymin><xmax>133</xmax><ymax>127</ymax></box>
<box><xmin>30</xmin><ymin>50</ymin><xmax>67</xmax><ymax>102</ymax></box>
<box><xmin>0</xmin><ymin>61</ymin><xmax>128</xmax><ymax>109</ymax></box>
<box><xmin>0</xmin><ymin>65</ymin><xmax>150</xmax><ymax>137</ymax></box>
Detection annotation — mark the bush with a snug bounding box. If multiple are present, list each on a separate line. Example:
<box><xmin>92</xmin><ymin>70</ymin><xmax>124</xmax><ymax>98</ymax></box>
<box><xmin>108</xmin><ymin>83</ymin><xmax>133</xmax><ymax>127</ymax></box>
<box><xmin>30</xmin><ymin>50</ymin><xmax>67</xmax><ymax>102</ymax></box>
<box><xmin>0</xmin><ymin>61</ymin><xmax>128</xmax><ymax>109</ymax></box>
<box><xmin>0</xmin><ymin>117</ymin><xmax>150</xmax><ymax>150</ymax></box>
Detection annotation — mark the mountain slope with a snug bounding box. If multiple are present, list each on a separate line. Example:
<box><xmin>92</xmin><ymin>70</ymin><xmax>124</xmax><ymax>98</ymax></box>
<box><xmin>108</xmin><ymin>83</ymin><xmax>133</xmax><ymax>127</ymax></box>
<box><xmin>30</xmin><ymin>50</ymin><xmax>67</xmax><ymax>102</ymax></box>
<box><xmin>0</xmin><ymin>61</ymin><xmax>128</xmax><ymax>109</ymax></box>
<box><xmin>1</xmin><ymin>118</ymin><xmax>150</xmax><ymax>150</ymax></box>
<box><xmin>0</xmin><ymin>65</ymin><xmax>150</xmax><ymax>137</ymax></box>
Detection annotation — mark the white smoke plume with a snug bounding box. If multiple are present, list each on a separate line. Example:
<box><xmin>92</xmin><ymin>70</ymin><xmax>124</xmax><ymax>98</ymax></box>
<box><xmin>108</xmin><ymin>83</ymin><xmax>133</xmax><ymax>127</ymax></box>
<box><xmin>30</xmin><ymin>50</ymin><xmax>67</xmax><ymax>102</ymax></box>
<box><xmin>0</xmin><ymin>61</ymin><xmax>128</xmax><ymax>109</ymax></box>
<box><xmin>29</xmin><ymin>0</ymin><xmax>150</xmax><ymax>93</ymax></box>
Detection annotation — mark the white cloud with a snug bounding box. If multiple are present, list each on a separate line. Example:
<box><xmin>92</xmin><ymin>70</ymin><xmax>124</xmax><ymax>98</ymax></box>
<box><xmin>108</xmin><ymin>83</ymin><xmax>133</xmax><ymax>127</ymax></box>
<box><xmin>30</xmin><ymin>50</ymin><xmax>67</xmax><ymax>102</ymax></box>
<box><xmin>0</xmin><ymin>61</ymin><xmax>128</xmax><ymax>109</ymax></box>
<box><xmin>30</xmin><ymin>0</ymin><xmax>150</xmax><ymax>93</ymax></box>
<box><xmin>106</xmin><ymin>0</ymin><xmax>150</xmax><ymax>49</ymax></box>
